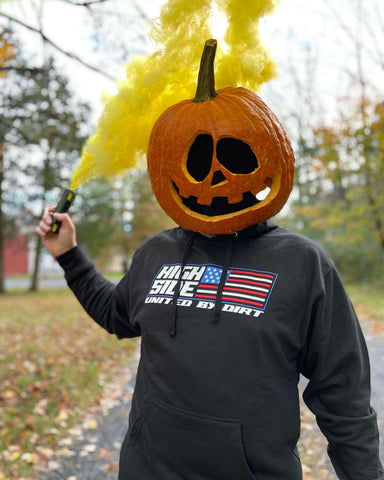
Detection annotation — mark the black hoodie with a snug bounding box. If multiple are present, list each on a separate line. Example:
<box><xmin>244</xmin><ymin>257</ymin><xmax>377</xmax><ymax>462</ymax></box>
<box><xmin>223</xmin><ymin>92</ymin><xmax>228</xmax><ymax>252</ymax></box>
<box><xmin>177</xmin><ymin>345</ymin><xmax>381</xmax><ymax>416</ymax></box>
<box><xmin>57</xmin><ymin>222</ymin><xmax>384</xmax><ymax>480</ymax></box>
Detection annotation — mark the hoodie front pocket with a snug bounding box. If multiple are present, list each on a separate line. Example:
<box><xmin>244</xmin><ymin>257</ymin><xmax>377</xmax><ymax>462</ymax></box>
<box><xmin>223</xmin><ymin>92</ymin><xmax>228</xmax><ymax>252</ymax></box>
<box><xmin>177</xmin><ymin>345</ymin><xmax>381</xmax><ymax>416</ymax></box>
<box><xmin>135</xmin><ymin>394</ymin><xmax>255</xmax><ymax>480</ymax></box>
<box><xmin>127</xmin><ymin>392</ymin><xmax>151</xmax><ymax>446</ymax></box>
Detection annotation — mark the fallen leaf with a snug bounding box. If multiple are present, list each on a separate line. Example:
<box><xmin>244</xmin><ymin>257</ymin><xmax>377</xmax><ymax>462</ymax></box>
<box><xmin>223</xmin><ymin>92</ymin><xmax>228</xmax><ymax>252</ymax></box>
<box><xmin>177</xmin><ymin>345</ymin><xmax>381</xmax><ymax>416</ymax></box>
<box><xmin>100</xmin><ymin>462</ymin><xmax>119</xmax><ymax>474</ymax></box>
<box><xmin>3</xmin><ymin>390</ymin><xmax>17</xmax><ymax>400</ymax></box>
<box><xmin>21</xmin><ymin>452</ymin><xmax>39</xmax><ymax>464</ymax></box>
<box><xmin>36</xmin><ymin>446</ymin><xmax>55</xmax><ymax>458</ymax></box>
<box><xmin>33</xmin><ymin>399</ymin><xmax>48</xmax><ymax>416</ymax></box>
<box><xmin>9</xmin><ymin>451</ymin><xmax>21</xmax><ymax>461</ymax></box>
<box><xmin>85</xmin><ymin>419</ymin><xmax>98</xmax><ymax>429</ymax></box>
<box><xmin>47</xmin><ymin>460</ymin><xmax>61</xmax><ymax>470</ymax></box>
<box><xmin>99</xmin><ymin>448</ymin><xmax>112</xmax><ymax>459</ymax></box>
<box><xmin>54</xmin><ymin>410</ymin><xmax>69</xmax><ymax>423</ymax></box>
<box><xmin>55</xmin><ymin>447</ymin><xmax>75</xmax><ymax>457</ymax></box>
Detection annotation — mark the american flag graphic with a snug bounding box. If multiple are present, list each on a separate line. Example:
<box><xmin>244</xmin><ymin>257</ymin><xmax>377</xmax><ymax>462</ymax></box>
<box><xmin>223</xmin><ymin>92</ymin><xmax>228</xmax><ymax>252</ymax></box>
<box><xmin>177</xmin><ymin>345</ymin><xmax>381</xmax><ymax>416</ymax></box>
<box><xmin>196</xmin><ymin>266</ymin><xmax>277</xmax><ymax>310</ymax></box>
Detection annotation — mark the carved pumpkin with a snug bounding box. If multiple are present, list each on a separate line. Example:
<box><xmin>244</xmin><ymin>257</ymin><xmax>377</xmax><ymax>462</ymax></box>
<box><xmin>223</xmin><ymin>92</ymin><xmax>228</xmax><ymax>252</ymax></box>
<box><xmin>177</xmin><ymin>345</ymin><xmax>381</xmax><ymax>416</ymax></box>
<box><xmin>147</xmin><ymin>40</ymin><xmax>295</xmax><ymax>235</ymax></box>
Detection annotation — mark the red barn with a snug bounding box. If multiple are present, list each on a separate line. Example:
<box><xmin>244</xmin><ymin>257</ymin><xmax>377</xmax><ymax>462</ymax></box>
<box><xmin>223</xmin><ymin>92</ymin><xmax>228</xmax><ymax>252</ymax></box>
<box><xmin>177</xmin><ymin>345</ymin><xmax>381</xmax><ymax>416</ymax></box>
<box><xmin>3</xmin><ymin>234</ymin><xmax>29</xmax><ymax>276</ymax></box>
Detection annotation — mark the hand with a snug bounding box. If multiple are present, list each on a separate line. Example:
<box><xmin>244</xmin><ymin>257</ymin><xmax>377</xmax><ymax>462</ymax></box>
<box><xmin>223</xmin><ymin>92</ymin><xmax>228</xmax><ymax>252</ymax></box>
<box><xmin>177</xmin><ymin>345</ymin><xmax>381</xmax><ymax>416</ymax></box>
<box><xmin>36</xmin><ymin>206</ymin><xmax>77</xmax><ymax>258</ymax></box>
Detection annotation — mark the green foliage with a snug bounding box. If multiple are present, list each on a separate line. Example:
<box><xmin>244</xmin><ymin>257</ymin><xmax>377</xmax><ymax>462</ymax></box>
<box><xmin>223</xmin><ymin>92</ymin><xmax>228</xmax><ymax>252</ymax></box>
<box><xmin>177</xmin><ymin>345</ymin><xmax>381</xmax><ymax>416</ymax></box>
<box><xmin>74</xmin><ymin>169</ymin><xmax>176</xmax><ymax>269</ymax></box>
<box><xmin>125</xmin><ymin>168</ymin><xmax>176</xmax><ymax>256</ymax></box>
<box><xmin>284</xmin><ymin>99</ymin><xmax>384</xmax><ymax>281</ymax></box>
<box><xmin>1</xmin><ymin>54</ymin><xmax>90</xmax><ymax>212</ymax></box>
<box><xmin>75</xmin><ymin>177</ymin><xmax>123</xmax><ymax>266</ymax></box>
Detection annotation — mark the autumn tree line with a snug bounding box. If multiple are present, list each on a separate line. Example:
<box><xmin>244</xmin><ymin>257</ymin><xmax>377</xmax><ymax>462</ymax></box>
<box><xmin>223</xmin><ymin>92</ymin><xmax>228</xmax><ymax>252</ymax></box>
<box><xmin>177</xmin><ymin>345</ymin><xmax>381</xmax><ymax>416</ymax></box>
<box><xmin>0</xmin><ymin>0</ymin><xmax>383</xmax><ymax>292</ymax></box>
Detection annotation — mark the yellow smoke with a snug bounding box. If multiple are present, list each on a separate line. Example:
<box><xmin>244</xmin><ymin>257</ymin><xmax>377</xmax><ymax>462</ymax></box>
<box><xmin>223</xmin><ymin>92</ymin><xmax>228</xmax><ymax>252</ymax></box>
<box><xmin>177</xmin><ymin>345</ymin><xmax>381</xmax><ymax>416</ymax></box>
<box><xmin>70</xmin><ymin>0</ymin><xmax>279</xmax><ymax>189</ymax></box>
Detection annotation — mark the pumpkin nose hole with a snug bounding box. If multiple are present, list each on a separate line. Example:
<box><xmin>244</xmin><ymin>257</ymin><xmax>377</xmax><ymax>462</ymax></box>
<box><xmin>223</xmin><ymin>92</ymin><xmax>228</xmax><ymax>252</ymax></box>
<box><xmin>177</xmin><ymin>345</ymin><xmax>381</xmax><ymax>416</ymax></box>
<box><xmin>216</xmin><ymin>138</ymin><xmax>258</xmax><ymax>174</ymax></box>
<box><xmin>211</xmin><ymin>170</ymin><xmax>226</xmax><ymax>186</ymax></box>
<box><xmin>187</xmin><ymin>134</ymin><xmax>213</xmax><ymax>182</ymax></box>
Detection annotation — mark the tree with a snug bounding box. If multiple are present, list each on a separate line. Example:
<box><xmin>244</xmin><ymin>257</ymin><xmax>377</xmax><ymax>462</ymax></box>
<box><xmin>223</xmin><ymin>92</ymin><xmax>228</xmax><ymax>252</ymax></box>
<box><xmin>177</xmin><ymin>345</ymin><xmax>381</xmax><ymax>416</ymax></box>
<box><xmin>74</xmin><ymin>177</ymin><xmax>123</xmax><ymax>269</ymax></box>
<box><xmin>290</xmin><ymin>99</ymin><xmax>384</xmax><ymax>280</ymax></box>
<box><xmin>74</xmin><ymin>170</ymin><xmax>175</xmax><ymax>272</ymax></box>
<box><xmin>273</xmin><ymin>1</ymin><xmax>384</xmax><ymax>281</ymax></box>
<box><xmin>0</xmin><ymin>26</ymin><xmax>14</xmax><ymax>77</ymax></box>
<box><xmin>0</xmin><ymin>26</ymin><xmax>15</xmax><ymax>292</ymax></box>
<box><xmin>0</xmin><ymin>39</ymin><xmax>90</xmax><ymax>291</ymax></box>
<box><xmin>125</xmin><ymin>168</ymin><xmax>175</xmax><ymax>258</ymax></box>
<box><xmin>0</xmin><ymin>0</ymin><xmax>152</xmax><ymax>81</ymax></box>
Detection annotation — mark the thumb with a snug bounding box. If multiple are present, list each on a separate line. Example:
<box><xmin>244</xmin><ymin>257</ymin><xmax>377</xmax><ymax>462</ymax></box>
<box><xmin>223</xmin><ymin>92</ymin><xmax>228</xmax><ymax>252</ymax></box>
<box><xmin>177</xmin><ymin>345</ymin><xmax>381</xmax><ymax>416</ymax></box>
<box><xmin>52</xmin><ymin>212</ymin><xmax>73</xmax><ymax>231</ymax></box>
<box><xmin>52</xmin><ymin>212</ymin><xmax>68</xmax><ymax>222</ymax></box>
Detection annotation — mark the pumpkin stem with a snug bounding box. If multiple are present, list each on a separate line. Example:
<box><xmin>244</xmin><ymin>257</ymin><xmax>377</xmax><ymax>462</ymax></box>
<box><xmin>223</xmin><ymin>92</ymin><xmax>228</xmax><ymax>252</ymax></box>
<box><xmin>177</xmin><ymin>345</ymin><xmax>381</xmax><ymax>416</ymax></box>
<box><xmin>193</xmin><ymin>39</ymin><xmax>219</xmax><ymax>103</ymax></box>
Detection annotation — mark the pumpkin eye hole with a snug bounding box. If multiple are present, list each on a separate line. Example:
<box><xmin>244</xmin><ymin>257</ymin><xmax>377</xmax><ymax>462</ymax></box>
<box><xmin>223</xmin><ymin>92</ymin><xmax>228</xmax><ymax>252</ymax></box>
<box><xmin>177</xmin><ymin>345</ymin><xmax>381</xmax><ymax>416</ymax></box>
<box><xmin>216</xmin><ymin>138</ymin><xmax>258</xmax><ymax>174</ymax></box>
<box><xmin>187</xmin><ymin>134</ymin><xmax>213</xmax><ymax>182</ymax></box>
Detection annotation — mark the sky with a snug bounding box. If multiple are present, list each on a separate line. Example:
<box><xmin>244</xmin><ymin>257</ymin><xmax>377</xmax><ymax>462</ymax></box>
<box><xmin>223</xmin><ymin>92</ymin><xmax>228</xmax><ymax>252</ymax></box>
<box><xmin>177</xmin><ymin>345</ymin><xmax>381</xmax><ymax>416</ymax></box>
<box><xmin>1</xmin><ymin>0</ymin><xmax>383</xmax><ymax>134</ymax></box>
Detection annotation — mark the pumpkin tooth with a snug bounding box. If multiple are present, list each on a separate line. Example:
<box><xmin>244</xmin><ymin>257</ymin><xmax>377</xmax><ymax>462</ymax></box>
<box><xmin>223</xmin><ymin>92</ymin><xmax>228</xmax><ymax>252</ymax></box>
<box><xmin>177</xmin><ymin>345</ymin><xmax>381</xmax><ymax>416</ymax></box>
<box><xmin>250</xmin><ymin>186</ymin><xmax>262</xmax><ymax>197</ymax></box>
<box><xmin>196</xmin><ymin>196</ymin><xmax>213</xmax><ymax>206</ymax></box>
<box><xmin>176</xmin><ymin>185</ymin><xmax>193</xmax><ymax>199</ymax></box>
<box><xmin>227</xmin><ymin>193</ymin><xmax>244</xmax><ymax>204</ymax></box>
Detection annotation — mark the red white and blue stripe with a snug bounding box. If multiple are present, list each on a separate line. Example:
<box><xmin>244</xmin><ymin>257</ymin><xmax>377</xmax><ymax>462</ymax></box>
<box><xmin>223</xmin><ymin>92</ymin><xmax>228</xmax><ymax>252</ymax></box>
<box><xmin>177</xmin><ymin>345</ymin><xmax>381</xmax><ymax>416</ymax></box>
<box><xmin>196</xmin><ymin>266</ymin><xmax>277</xmax><ymax>310</ymax></box>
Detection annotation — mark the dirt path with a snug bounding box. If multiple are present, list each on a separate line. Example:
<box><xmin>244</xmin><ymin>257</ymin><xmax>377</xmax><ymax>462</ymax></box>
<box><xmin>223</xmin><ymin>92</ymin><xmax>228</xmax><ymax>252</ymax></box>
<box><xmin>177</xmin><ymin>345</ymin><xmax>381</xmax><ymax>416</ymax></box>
<box><xmin>40</xmin><ymin>350</ymin><xmax>139</xmax><ymax>480</ymax></box>
<box><xmin>41</xmin><ymin>323</ymin><xmax>384</xmax><ymax>480</ymax></box>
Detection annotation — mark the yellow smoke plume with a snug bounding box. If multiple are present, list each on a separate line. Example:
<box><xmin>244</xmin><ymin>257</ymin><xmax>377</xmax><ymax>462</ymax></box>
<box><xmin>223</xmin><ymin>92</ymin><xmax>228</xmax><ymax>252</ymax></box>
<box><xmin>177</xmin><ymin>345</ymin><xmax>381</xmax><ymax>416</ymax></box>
<box><xmin>70</xmin><ymin>0</ymin><xmax>279</xmax><ymax>189</ymax></box>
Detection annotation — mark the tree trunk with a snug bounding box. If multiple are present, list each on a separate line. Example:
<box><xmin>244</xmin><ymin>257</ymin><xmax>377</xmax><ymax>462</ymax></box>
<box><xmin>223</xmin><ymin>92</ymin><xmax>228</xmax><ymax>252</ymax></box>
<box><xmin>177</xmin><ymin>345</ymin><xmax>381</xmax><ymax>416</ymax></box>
<box><xmin>29</xmin><ymin>234</ymin><xmax>42</xmax><ymax>291</ymax></box>
<box><xmin>30</xmin><ymin>149</ymin><xmax>52</xmax><ymax>292</ymax></box>
<box><xmin>30</xmin><ymin>202</ymin><xmax>45</xmax><ymax>292</ymax></box>
<box><xmin>0</xmin><ymin>142</ymin><xmax>5</xmax><ymax>294</ymax></box>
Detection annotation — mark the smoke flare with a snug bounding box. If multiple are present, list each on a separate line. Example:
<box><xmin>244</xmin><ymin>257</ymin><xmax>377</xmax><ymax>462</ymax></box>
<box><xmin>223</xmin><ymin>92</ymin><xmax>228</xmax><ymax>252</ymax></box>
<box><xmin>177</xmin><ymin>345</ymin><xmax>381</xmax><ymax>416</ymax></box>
<box><xmin>71</xmin><ymin>0</ymin><xmax>279</xmax><ymax>189</ymax></box>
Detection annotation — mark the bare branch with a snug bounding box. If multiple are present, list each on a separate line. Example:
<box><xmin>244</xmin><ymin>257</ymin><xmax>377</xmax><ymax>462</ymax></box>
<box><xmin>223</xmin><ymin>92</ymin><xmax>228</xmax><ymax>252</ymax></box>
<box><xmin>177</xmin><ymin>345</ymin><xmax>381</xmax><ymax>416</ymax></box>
<box><xmin>132</xmin><ymin>1</ymin><xmax>150</xmax><ymax>22</ymax></box>
<box><xmin>360</xmin><ymin>5</ymin><xmax>384</xmax><ymax>70</ymax></box>
<box><xmin>0</xmin><ymin>66</ymin><xmax>46</xmax><ymax>74</ymax></box>
<box><xmin>0</xmin><ymin>12</ymin><xmax>115</xmax><ymax>80</ymax></box>
<box><xmin>322</xmin><ymin>0</ymin><xmax>384</xmax><ymax>71</ymax></box>
<box><xmin>57</xmin><ymin>0</ymin><xmax>108</xmax><ymax>7</ymax></box>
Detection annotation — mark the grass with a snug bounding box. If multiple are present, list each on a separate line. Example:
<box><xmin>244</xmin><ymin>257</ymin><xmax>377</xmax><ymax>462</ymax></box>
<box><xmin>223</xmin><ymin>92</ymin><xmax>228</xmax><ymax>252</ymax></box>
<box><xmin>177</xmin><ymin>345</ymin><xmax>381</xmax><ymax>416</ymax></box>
<box><xmin>345</xmin><ymin>282</ymin><xmax>384</xmax><ymax>333</ymax></box>
<box><xmin>0</xmin><ymin>289</ymin><xmax>137</xmax><ymax>479</ymax></box>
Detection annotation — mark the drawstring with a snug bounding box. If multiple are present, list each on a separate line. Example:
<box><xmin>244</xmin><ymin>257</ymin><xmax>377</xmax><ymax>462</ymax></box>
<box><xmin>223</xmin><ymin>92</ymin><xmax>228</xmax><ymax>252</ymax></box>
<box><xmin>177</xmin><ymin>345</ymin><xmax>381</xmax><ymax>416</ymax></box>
<box><xmin>169</xmin><ymin>232</ymin><xmax>195</xmax><ymax>337</ymax></box>
<box><xmin>169</xmin><ymin>230</ymin><xmax>238</xmax><ymax>336</ymax></box>
<box><xmin>213</xmin><ymin>233</ymin><xmax>236</xmax><ymax>323</ymax></box>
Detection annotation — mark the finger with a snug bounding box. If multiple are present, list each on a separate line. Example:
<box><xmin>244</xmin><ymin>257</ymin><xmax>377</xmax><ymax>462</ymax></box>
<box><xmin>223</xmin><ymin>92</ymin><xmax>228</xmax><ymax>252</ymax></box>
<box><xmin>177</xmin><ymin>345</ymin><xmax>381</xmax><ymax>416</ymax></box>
<box><xmin>53</xmin><ymin>212</ymin><xmax>69</xmax><ymax>223</ymax></box>
<box><xmin>40</xmin><ymin>220</ymin><xmax>52</xmax><ymax>233</ymax></box>
<box><xmin>47</xmin><ymin>205</ymin><xmax>55</xmax><ymax>213</ymax></box>
<box><xmin>43</xmin><ymin>213</ymin><xmax>53</xmax><ymax>226</ymax></box>
<box><xmin>52</xmin><ymin>212</ymin><xmax>73</xmax><ymax>232</ymax></box>
<box><xmin>36</xmin><ymin>226</ymin><xmax>47</xmax><ymax>237</ymax></box>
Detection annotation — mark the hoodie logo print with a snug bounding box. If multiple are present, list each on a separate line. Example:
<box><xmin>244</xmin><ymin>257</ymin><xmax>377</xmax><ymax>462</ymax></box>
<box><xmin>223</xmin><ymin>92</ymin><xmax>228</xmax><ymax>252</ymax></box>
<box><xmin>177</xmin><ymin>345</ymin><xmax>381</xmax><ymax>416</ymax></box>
<box><xmin>145</xmin><ymin>263</ymin><xmax>278</xmax><ymax>314</ymax></box>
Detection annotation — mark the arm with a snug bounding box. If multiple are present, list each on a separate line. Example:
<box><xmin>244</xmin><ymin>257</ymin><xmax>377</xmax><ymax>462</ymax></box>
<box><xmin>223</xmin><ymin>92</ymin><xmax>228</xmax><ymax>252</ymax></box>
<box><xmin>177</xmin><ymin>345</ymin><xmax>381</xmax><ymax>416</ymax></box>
<box><xmin>298</xmin><ymin>267</ymin><xmax>383</xmax><ymax>480</ymax></box>
<box><xmin>36</xmin><ymin>209</ymin><xmax>140</xmax><ymax>339</ymax></box>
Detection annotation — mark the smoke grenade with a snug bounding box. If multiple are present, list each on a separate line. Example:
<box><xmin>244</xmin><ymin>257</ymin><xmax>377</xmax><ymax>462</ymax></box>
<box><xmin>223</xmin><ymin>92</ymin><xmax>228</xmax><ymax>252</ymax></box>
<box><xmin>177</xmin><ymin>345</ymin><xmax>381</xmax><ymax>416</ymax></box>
<box><xmin>50</xmin><ymin>188</ymin><xmax>76</xmax><ymax>234</ymax></box>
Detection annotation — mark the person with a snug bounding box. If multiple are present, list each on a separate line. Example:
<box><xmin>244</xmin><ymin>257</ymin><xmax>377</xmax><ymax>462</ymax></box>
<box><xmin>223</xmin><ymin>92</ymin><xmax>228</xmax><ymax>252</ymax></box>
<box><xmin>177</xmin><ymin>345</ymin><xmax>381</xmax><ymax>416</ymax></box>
<box><xmin>37</xmin><ymin>205</ymin><xmax>384</xmax><ymax>480</ymax></box>
<box><xmin>36</xmin><ymin>39</ymin><xmax>383</xmax><ymax>477</ymax></box>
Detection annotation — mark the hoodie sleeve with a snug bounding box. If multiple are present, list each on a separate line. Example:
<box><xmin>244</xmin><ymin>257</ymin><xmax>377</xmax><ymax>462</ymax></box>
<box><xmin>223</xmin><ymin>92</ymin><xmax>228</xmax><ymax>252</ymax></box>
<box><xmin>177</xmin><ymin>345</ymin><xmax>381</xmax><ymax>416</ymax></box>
<box><xmin>56</xmin><ymin>246</ymin><xmax>141</xmax><ymax>339</ymax></box>
<box><xmin>298</xmin><ymin>266</ymin><xmax>384</xmax><ymax>480</ymax></box>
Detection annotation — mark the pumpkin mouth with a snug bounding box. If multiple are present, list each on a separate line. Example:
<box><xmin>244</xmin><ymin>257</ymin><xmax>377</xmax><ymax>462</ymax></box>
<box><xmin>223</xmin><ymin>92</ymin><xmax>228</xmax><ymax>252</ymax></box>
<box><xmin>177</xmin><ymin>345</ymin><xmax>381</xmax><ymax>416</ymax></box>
<box><xmin>173</xmin><ymin>182</ymin><xmax>264</xmax><ymax>216</ymax></box>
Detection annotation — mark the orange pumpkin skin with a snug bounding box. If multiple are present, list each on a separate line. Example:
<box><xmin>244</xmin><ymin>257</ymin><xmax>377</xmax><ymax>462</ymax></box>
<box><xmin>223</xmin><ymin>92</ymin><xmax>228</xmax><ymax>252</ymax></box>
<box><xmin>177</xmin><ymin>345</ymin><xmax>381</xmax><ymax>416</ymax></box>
<box><xmin>147</xmin><ymin>86</ymin><xmax>295</xmax><ymax>235</ymax></box>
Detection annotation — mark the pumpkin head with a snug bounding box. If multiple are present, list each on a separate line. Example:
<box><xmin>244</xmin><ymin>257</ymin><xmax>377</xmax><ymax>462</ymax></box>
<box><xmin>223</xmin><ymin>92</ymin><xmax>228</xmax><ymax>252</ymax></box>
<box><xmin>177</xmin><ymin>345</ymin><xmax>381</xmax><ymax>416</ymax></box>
<box><xmin>147</xmin><ymin>40</ymin><xmax>295</xmax><ymax>235</ymax></box>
